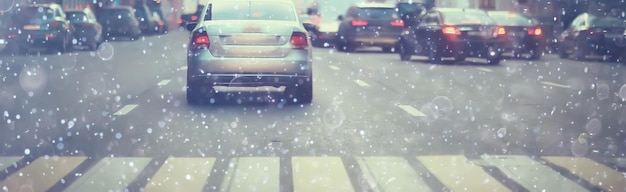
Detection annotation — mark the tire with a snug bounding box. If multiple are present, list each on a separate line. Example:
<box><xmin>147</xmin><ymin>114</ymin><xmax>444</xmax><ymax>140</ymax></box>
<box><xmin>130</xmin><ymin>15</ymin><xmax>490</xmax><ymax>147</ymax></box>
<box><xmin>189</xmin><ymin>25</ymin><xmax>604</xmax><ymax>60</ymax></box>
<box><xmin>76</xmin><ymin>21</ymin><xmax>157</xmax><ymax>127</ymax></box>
<box><xmin>398</xmin><ymin>42</ymin><xmax>412</xmax><ymax>61</ymax></box>
<box><xmin>558</xmin><ymin>44</ymin><xmax>570</xmax><ymax>59</ymax></box>
<box><xmin>382</xmin><ymin>47</ymin><xmax>393</xmax><ymax>53</ymax></box>
<box><xmin>485</xmin><ymin>46</ymin><xmax>501</xmax><ymax>65</ymax></box>
<box><xmin>427</xmin><ymin>42</ymin><xmax>442</xmax><ymax>63</ymax></box>
<box><xmin>573</xmin><ymin>38</ymin><xmax>588</xmax><ymax>61</ymax></box>
<box><xmin>186</xmin><ymin>82</ymin><xmax>218</xmax><ymax>105</ymax></box>
<box><xmin>88</xmin><ymin>39</ymin><xmax>98</xmax><ymax>51</ymax></box>
<box><xmin>528</xmin><ymin>47</ymin><xmax>542</xmax><ymax>60</ymax></box>
<box><xmin>286</xmin><ymin>79</ymin><xmax>313</xmax><ymax>104</ymax></box>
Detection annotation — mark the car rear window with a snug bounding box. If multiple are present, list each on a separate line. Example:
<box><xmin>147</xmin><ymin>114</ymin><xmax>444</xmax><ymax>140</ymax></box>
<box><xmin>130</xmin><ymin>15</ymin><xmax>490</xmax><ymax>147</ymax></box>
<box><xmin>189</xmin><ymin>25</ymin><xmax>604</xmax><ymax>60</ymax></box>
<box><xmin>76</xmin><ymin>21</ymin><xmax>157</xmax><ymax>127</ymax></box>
<box><xmin>12</xmin><ymin>7</ymin><xmax>53</xmax><ymax>26</ymax></box>
<box><xmin>101</xmin><ymin>9</ymin><xmax>132</xmax><ymax>20</ymax></box>
<box><xmin>396</xmin><ymin>3</ymin><xmax>423</xmax><ymax>16</ymax></box>
<box><xmin>356</xmin><ymin>8</ymin><xmax>398</xmax><ymax>19</ymax></box>
<box><xmin>441</xmin><ymin>11</ymin><xmax>495</xmax><ymax>25</ymax></box>
<box><xmin>590</xmin><ymin>16</ymin><xmax>626</xmax><ymax>28</ymax></box>
<box><xmin>206</xmin><ymin>1</ymin><xmax>296</xmax><ymax>21</ymax></box>
<box><xmin>488</xmin><ymin>13</ymin><xmax>537</xmax><ymax>26</ymax></box>
<box><xmin>67</xmin><ymin>12</ymin><xmax>88</xmax><ymax>22</ymax></box>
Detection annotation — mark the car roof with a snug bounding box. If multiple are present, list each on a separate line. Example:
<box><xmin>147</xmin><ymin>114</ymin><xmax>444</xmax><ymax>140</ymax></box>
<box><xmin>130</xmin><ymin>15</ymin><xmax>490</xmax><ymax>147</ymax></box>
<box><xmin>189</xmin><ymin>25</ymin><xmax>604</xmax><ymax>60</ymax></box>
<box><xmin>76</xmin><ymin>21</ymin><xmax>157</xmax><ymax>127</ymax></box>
<box><xmin>354</xmin><ymin>2</ymin><xmax>396</xmax><ymax>9</ymax></box>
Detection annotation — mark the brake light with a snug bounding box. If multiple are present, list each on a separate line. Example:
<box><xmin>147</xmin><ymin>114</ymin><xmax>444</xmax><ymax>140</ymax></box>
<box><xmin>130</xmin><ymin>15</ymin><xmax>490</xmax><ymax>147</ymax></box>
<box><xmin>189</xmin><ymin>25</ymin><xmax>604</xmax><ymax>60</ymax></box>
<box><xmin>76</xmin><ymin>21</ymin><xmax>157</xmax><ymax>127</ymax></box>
<box><xmin>45</xmin><ymin>34</ymin><xmax>57</xmax><ymax>38</ymax></box>
<box><xmin>47</xmin><ymin>21</ymin><xmax>60</xmax><ymax>27</ymax></box>
<box><xmin>8</xmin><ymin>34</ymin><xmax>17</xmax><ymax>38</ymax></box>
<box><xmin>390</xmin><ymin>19</ymin><xmax>404</xmax><ymax>27</ymax></box>
<box><xmin>528</xmin><ymin>27</ymin><xmax>542</xmax><ymax>36</ymax></box>
<box><xmin>290</xmin><ymin>32</ymin><xmax>308</xmax><ymax>49</ymax></box>
<box><xmin>494</xmin><ymin>26</ymin><xmax>506</xmax><ymax>37</ymax></box>
<box><xmin>191</xmin><ymin>15</ymin><xmax>198</xmax><ymax>21</ymax></box>
<box><xmin>83</xmin><ymin>23</ymin><xmax>93</xmax><ymax>28</ymax></box>
<box><xmin>351</xmin><ymin>19</ymin><xmax>368</xmax><ymax>27</ymax></box>
<box><xmin>442</xmin><ymin>26</ymin><xmax>460</xmax><ymax>35</ymax></box>
<box><xmin>192</xmin><ymin>32</ymin><xmax>209</xmax><ymax>49</ymax></box>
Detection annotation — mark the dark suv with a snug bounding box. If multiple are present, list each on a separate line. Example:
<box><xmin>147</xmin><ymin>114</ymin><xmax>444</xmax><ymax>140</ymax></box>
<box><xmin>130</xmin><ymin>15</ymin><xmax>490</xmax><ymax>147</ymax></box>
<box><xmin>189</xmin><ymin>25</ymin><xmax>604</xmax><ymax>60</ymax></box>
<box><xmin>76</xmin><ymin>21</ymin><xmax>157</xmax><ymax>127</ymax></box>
<box><xmin>397</xmin><ymin>8</ymin><xmax>507</xmax><ymax>64</ymax></box>
<box><xmin>335</xmin><ymin>2</ymin><xmax>405</xmax><ymax>52</ymax></box>
<box><xmin>5</xmin><ymin>3</ymin><xmax>74</xmax><ymax>54</ymax></box>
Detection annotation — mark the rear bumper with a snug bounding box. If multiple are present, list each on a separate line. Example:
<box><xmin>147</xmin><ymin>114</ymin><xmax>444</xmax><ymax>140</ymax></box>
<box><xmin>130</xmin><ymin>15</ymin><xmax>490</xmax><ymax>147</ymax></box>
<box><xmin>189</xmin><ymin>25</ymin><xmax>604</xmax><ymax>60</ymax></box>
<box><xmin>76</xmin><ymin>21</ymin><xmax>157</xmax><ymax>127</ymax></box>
<box><xmin>187</xmin><ymin>49</ymin><xmax>312</xmax><ymax>87</ymax></box>
<box><xmin>7</xmin><ymin>32</ymin><xmax>65</xmax><ymax>48</ymax></box>
<box><xmin>442</xmin><ymin>39</ymin><xmax>505</xmax><ymax>58</ymax></box>
<box><xmin>345</xmin><ymin>29</ymin><xmax>402</xmax><ymax>47</ymax></box>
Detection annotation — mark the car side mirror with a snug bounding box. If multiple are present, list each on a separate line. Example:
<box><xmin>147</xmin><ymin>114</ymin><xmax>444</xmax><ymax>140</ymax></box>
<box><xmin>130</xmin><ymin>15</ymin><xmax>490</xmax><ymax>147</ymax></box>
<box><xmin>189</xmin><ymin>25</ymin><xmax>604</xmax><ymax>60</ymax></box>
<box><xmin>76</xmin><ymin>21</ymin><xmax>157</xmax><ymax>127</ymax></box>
<box><xmin>337</xmin><ymin>15</ymin><xmax>343</xmax><ymax>21</ymax></box>
<box><xmin>186</xmin><ymin>22</ymin><xmax>197</xmax><ymax>31</ymax></box>
<box><xmin>303</xmin><ymin>23</ymin><xmax>317</xmax><ymax>32</ymax></box>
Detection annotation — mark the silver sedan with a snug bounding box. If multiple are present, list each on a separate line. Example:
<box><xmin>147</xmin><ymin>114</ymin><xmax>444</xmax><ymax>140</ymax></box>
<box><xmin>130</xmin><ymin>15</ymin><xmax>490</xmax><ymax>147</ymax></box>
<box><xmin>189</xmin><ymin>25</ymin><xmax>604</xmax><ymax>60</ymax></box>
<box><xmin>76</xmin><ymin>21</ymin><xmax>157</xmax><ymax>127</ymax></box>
<box><xmin>185</xmin><ymin>0</ymin><xmax>313</xmax><ymax>105</ymax></box>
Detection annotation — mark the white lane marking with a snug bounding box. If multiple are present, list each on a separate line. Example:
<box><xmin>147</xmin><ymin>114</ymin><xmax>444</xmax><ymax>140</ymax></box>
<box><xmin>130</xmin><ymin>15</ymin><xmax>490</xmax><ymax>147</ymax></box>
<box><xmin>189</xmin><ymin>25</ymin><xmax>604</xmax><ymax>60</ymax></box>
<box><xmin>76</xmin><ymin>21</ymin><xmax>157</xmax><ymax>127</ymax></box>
<box><xmin>179</xmin><ymin>66</ymin><xmax>188</xmax><ymax>71</ymax></box>
<box><xmin>146</xmin><ymin>157</ymin><xmax>216</xmax><ymax>192</ymax></box>
<box><xmin>354</xmin><ymin>79</ymin><xmax>370</xmax><ymax>87</ymax></box>
<box><xmin>477</xmin><ymin>67</ymin><xmax>493</xmax><ymax>72</ymax></box>
<box><xmin>314</xmin><ymin>56</ymin><xmax>323</xmax><ymax>60</ymax></box>
<box><xmin>157</xmin><ymin>79</ymin><xmax>171</xmax><ymax>86</ymax></box>
<box><xmin>113</xmin><ymin>104</ymin><xmax>138</xmax><ymax>116</ymax></box>
<box><xmin>540</xmin><ymin>81</ymin><xmax>571</xmax><ymax>89</ymax></box>
<box><xmin>329</xmin><ymin>65</ymin><xmax>340</xmax><ymax>71</ymax></box>
<box><xmin>292</xmin><ymin>156</ymin><xmax>355</xmax><ymax>192</ymax></box>
<box><xmin>221</xmin><ymin>157</ymin><xmax>279</xmax><ymax>192</ymax></box>
<box><xmin>357</xmin><ymin>157</ymin><xmax>433</xmax><ymax>192</ymax></box>
<box><xmin>397</xmin><ymin>105</ymin><xmax>426</xmax><ymax>117</ymax></box>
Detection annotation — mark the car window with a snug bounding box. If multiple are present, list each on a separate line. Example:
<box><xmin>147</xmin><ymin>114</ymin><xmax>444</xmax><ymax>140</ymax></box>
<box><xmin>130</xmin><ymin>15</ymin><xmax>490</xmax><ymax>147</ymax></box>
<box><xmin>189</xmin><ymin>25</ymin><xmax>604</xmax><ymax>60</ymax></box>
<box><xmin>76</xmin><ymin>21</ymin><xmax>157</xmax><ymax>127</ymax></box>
<box><xmin>590</xmin><ymin>15</ymin><xmax>626</xmax><ymax>28</ymax></box>
<box><xmin>420</xmin><ymin>12</ymin><xmax>439</xmax><ymax>26</ymax></box>
<box><xmin>205</xmin><ymin>1</ymin><xmax>296</xmax><ymax>21</ymax></box>
<box><xmin>441</xmin><ymin>11</ymin><xmax>495</xmax><ymax>25</ymax></box>
<box><xmin>67</xmin><ymin>12</ymin><xmax>88</xmax><ymax>22</ymax></box>
<box><xmin>12</xmin><ymin>7</ymin><xmax>54</xmax><ymax>25</ymax></box>
<box><xmin>489</xmin><ymin>13</ymin><xmax>537</xmax><ymax>26</ymax></box>
<box><xmin>355</xmin><ymin>8</ymin><xmax>398</xmax><ymax>19</ymax></box>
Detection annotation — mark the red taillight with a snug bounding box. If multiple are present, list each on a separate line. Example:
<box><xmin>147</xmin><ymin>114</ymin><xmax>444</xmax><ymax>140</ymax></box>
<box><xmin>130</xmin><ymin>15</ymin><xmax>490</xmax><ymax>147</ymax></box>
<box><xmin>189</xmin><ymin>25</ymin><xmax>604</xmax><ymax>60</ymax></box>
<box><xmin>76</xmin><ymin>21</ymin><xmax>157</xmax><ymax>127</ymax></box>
<box><xmin>178</xmin><ymin>18</ymin><xmax>183</xmax><ymax>24</ymax></box>
<box><xmin>351</xmin><ymin>19</ymin><xmax>368</xmax><ymax>27</ymax></box>
<box><xmin>494</xmin><ymin>26</ymin><xmax>506</xmax><ymax>37</ymax></box>
<box><xmin>528</xmin><ymin>27</ymin><xmax>542</xmax><ymax>36</ymax></box>
<box><xmin>83</xmin><ymin>23</ymin><xmax>93</xmax><ymax>28</ymax></box>
<box><xmin>442</xmin><ymin>26</ymin><xmax>460</xmax><ymax>35</ymax></box>
<box><xmin>8</xmin><ymin>34</ymin><xmax>17</xmax><ymax>38</ymax></box>
<box><xmin>47</xmin><ymin>21</ymin><xmax>60</xmax><ymax>27</ymax></box>
<box><xmin>191</xmin><ymin>15</ymin><xmax>198</xmax><ymax>21</ymax></box>
<box><xmin>390</xmin><ymin>19</ymin><xmax>404</xmax><ymax>27</ymax></box>
<box><xmin>290</xmin><ymin>32</ymin><xmax>308</xmax><ymax>49</ymax></box>
<box><xmin>45</xmin><ymin>34</ymin><xmax>57</xmax><ymax>38</ymax></box>
<box><xmin>192</xmin><ymin>33</ymin><xmax>209</xmax><ymax>49</ymax></box>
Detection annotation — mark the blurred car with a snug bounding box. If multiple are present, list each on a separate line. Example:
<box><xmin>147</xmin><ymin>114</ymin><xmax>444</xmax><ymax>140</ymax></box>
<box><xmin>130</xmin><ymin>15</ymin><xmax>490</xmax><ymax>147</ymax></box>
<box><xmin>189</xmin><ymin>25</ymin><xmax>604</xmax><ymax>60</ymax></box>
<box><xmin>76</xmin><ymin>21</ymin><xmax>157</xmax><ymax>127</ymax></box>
<box><xmin>66</xmin><ymin>8</ymin><xmax>103</xmax><ymax>51</ymax></box>
<box><xmin>97</xmin><ymin>6</ymin><xmax>142</xmax><ymax>40</ymax></box>
<box><xmin>487</xmin><ymin>11</ymin><xmax>544</xmax><ymax>60</ymax></box>
<box><xmin>133</xmin><ymin>4</ymin><xmax>160</xmax><ymax>35</ymax></box>
<box><xmin>335</xmin><ymin>2</ymin><xmax>404</xmax><ymax>52</ymax></box>
<box><xmin>558</xmin><ymin>13</ymin><xmax>626</xmax><ymax>61</ymax></box>
<box><xmin>4</xmin><ymin>3</ymin><xmax>74</xmax><ymax>54</ymax></box>
<box><xmin>395</xmin><ymin>0</ymin><xmax>425</xmax><ymax>27</ymax></box>
<box><xmin>150</xmin><ymin>9</ymin><xmax>168</xmax><ymax>34</ymax></box>
<box><xmin>0</xmin><ymin>12</ymin><xmax>10</xmax><ymax>52</ymax></box>
<box><xmin>186</xmin><ymin>0</ymin><xmax>313</xmax><ymax>105</ymax></box>
<box><xmin>397</xmin><ymin>8</ymin><xmax>506</xmax><ymax>64</ymax></box>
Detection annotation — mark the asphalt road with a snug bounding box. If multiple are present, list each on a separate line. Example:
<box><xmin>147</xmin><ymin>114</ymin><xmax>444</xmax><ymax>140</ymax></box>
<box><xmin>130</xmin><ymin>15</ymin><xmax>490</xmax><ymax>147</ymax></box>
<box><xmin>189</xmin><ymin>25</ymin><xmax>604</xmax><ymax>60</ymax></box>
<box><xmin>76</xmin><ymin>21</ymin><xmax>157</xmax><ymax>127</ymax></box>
<box><xmin>1</xmin><ymin>30</ymin><xmax>626</xmax><ymax>191</ymax></box>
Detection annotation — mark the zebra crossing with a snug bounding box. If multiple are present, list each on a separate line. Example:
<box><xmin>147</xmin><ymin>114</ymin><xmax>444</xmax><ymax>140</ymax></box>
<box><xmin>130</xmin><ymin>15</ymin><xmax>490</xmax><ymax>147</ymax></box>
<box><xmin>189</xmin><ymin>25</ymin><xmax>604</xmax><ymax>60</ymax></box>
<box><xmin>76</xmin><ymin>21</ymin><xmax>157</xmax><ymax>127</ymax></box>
<box><xmin>1</xmin><ymin>155</ymin><xmax>625</xmax><ymax>192</ymax></box>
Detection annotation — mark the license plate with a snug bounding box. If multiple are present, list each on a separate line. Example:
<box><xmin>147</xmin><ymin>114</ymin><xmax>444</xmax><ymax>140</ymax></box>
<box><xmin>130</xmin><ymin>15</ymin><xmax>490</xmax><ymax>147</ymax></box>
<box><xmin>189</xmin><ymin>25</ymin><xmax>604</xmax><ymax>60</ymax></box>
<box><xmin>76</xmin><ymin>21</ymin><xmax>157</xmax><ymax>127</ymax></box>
<box><xmin>468</xmin><ymin>31</ymin><xmax>488</xmax><ymax>37</ymax></box>
<box><xmin>23</xmin><ymin>25</ymin><xmax>41</xmax><ymax>30</ymax></box>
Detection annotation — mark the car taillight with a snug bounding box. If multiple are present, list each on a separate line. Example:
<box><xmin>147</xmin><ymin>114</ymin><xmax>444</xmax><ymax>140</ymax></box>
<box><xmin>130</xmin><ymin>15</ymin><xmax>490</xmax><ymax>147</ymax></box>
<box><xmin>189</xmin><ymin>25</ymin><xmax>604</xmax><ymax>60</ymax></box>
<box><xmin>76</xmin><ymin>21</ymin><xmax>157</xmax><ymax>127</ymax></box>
<box><xmin>47</xmin><ymin>21</ymin><xmax>61</xmax><ymax>28</ymax></box>
<box><xmin>390</xmin><ymin>19</ymin><xmax>404</xmax><ymax>27</ymax></box>
<box><xmin>191</xmin><ymin>32</ymin><xmax>209</xmax><ymax>49</ymax></box>
<box><xmin>191</xmin><ymin>15</ymin><xmax>198</xmax><ymax>21</ymax></box>
<box><xmin>290</xmin><ymin>32</ymin><xmax>308</xmax><ymax>49</ymax></box>
<box><xmin>351</xmin><ymin>19</ymin><xmax>368</xmax><ymax>27</ymax></box>
<box><xmin>442</xmin><ymin>26</ymin><xmax>460</xmax><ymax>35</ymax></box>
<box><xmin>45</xmin><ymin>33</ymin><xmax>57</xmax><ymax>38</ymax></box>
<box><xmin>493</xmin><ymin>26</ymin><xmax>506</xmax><ymax>37</ymax></box>
<box><xmin>8</xmin><ymin>34</ymin><xmax>17</xmax><ymax>38</ymax></box>
<box><xmin>528</xmin><ymin>27</ymin><xmax>542</xmax><ymax>36</ymax></box>
<box><xmin>83</xmin><ymin>23</ymin><xmax>93</xmax><ymax>27</ymax></box>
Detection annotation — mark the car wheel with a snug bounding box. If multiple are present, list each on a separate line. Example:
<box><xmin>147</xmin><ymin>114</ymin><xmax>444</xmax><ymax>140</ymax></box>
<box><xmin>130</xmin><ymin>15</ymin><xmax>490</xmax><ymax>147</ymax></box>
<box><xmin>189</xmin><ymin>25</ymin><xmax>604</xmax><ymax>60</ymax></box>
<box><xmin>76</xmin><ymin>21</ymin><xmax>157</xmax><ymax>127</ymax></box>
<box><xmin>485</xmin><ymin>46</ymin><xmax>501</xmax><ymax>65</ymax></box>
<box><xmin>573</xmin><ymin>38</ymin><xmax>588</xmax><ymax>61</ymax></box>
<box><xmin>186</xmin><ymin>82</ymin><xmax>218</xmax><ymax>105</ymax></box>
<box><xmin>88</xmin><ymin>39</ymin><xmax>98</xmax><ymax>51</ymax></box>
<box><xmin>382</xmin><ymin>47</ymin><xmax>393</xmax><ymax>53</ymax></box>
<box><xmin>427</xmin><ymin>42</ymin><xmax>442</xmax><ymax>63</ymax></box>
<box><xmin>286</xmin><ymin>79</ymin><xmax>313</xmax><ymax>104</ymax></box>
<box><xmin>528</xmin><ymin>47</ymin><xmax>542</xmax><ymax>60</ymax></box>
<box><xmin>398</xmin><ymin>42</ymin><xmax>412</xmax><ymax>61</ymax></box>
<box><xmin>558</xmin><ymin>44</ymin><xmax>570</xmax><ymax>59</ymax></box>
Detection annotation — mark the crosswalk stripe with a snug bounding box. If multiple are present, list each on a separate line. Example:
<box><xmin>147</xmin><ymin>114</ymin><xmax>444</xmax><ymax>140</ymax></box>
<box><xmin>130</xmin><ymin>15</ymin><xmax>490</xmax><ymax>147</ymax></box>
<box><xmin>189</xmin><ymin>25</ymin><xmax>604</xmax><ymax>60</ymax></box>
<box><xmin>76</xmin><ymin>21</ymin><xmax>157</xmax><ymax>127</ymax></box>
<box><xmin>64</xmin><ymin>157</ymin><xmax>151</xmax><ymax>192</ymax></box>
<box><xmin>292</xmin><ymin>156</ymin><xmax>354</xmax><ymax>192</ymax></box>
<box><xmin>357</xmin><ymin>157</ymin><xmax>432</xmax><ymax>192</ymax></box>
<box><xmin>543</xmin><ymin>156</ymin><xmax>626</xmax><ymax>192</ymax></box>
<box><xmin>0</xmin><ymin>156</ymin><xmax>22</xmax><ymax>171</ymax></box>
<box><xmin>220</xmin><ymin>157</ymin><xmax>280</xmax><ymax>192</ymax></box>
<box><xmin>481</xmin><ymin>155</ymin><xmax>587</xmax><ymax>192</ymax></box>
<box><xmin>417</xmin><ymin>155</ymin><xmax>510</xmax><ymax>192</ymax></box>
<box><xmin>144</xmin><ymin>157</ymin><xmax>216</xmax><ymax>192</ymax></box>
<box><xmin>0</xmin><ymin>156</ymin><xmax>86</xmax><ymax>192</ymax></box>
